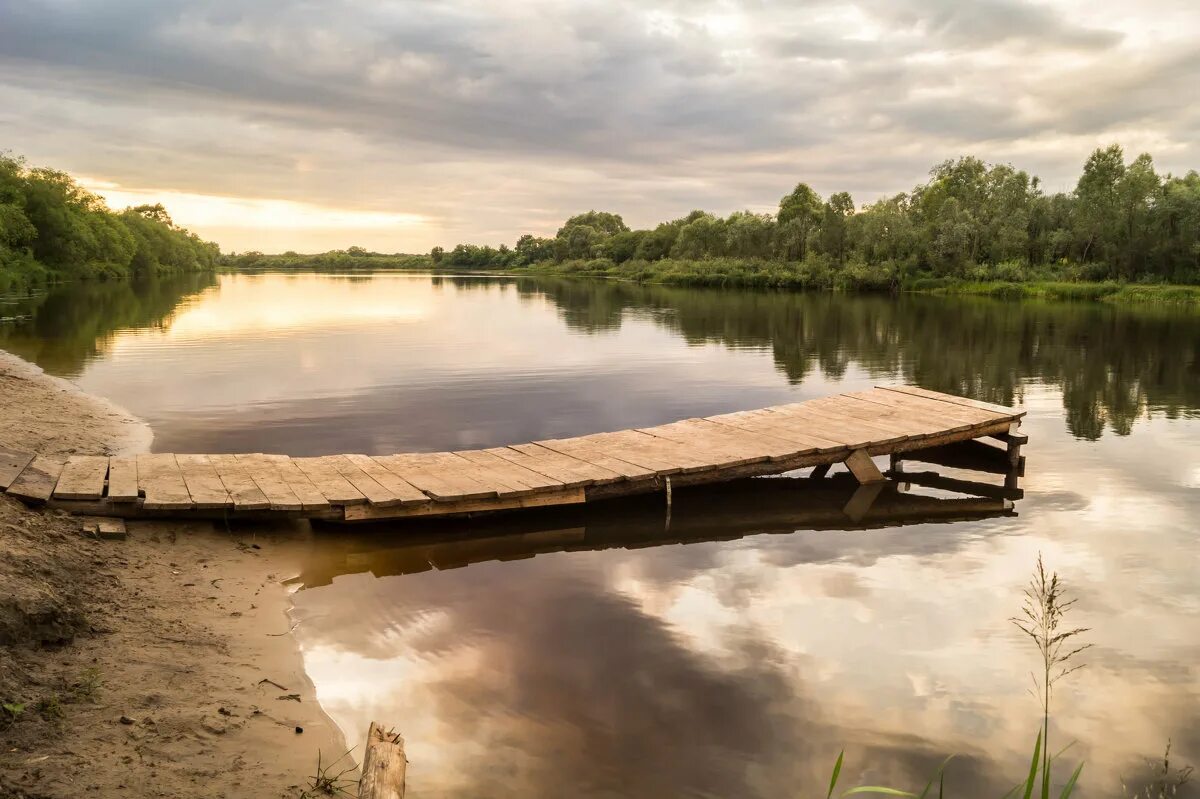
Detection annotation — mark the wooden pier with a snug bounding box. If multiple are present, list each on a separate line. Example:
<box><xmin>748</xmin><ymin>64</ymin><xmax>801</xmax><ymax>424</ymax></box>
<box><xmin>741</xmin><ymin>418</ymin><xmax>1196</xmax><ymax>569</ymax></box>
<box><xmin>0</xmin><ymin>386</ymin><xmax>1025</xmax><ymax>524</ymax></box>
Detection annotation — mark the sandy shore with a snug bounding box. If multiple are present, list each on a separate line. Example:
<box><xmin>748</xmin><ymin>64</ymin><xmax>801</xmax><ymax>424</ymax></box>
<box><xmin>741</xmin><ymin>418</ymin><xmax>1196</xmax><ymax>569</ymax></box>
<box><xmin>0</xmin><ymin>349</ymin><xmax>349</xmax><ymax>798</ymax></box>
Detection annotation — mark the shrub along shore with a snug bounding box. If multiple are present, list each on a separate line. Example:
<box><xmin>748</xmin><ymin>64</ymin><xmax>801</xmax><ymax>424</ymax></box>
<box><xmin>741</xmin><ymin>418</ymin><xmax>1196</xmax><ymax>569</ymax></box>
<box><xmin>225</xmin><ymin>252</ymin><xmax>1200</xmax><ymax>306</ymax></box>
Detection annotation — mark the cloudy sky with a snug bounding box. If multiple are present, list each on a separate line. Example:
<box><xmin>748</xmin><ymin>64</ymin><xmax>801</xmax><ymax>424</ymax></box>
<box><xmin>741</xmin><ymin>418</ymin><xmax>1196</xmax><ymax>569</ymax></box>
<box><xmin>1</xmin><ymin>0</ymin><xmax>1197</xmax><ymax>253</ymax></box>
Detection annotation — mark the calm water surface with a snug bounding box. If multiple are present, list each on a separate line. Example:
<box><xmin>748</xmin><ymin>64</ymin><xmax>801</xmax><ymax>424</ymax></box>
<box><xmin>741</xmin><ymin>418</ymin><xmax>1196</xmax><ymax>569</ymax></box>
<box><xmin>2</xmin><ymin>272</ymin><xmax>1198</xmax><ymax>797</ymax></box>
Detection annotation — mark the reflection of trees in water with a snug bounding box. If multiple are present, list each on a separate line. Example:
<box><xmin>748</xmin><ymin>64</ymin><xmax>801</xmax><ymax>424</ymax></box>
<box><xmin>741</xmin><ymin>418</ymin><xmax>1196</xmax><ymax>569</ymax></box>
<box><xmin>0</xmin><ymin>272</ymin><xmax>218</xmax><ymax>376</ymax></box>
<box><xmin>517</xmin><ymin>278</ymin><xmax>1200</xmax><ymax>440</ymax></box>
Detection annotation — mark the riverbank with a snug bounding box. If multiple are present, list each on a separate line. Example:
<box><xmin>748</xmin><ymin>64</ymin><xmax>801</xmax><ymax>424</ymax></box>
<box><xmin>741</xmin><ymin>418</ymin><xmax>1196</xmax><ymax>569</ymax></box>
<box><xmin>0</xmin><ymin>350</ymin><xmax>346</xmax><ymax>798</ymax></box>
<box><xmin>218</xmin><ymin>255</ymin><xmax>1200</xmax><ymax>306</ymax></box>
<box><xmin>516</xmin><ymin>260</ymin><xmax>1200</xmax><ymax>304</ymax></box>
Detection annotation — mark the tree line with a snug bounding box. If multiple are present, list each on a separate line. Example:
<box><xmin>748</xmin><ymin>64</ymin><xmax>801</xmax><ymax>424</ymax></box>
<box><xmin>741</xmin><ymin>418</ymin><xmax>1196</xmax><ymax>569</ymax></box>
<box><xmin>430</xmin><ymin>145</ymin><xmax>1200</xmax><ymax>286</ymax></box>
<box><xmin>1</xmin><ymin>153</ymin><xmax>219</xmax><ymax>293</ymax></box>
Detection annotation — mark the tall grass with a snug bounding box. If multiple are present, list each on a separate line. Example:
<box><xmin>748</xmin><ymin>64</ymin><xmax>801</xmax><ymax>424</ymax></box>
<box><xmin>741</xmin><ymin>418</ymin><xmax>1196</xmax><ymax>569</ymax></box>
<box><xmin>824</xmin><ymin>554</ymin><xmax>1091</xmax><ymax>798</ymax></box>
<box><xmin>1011</xmin><ymin>554</ymin><xmax>1092</xmax><ymax>798</ymax></box>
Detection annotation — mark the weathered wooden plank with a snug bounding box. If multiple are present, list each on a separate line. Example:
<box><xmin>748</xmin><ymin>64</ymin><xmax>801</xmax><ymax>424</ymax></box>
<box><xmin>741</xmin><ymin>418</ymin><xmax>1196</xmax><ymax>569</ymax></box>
<box><xmin>846</xmin><ymin>388</ymin><xmax>999</xmax><ymax>426</ymax></box>
<box><xmin>343</xmin><ymin>454</ymin><xmax>428</xmax><ymax>505</ymax></box>
<box><xmin>324</xmin><ymin>455</ymin><xmax>404</xmax><ymax>507</ymax></box>
<box><xmin>726</xmin><ymin>408</ymin><xmax>864</xmax><ymax>449</ymax></box>
<box><xmin>343</xmin><ymin>486</ymin><xmax>587</xmax><ymax>522</ymax></box>
<box><xmin>689</xmin><ymin>418</ymin><xmax>805</xmax><ymax>461</ymax></box>
<box><xmin>266</xmin><ymin>455</ymin><xmax>332</xmax><ymax>510</ymax></box>
<box><xmin>705</xmin><ymin>409</ymin><xmax>847</xmax><ymax>453</ymax></box>
<box><xmin>637</xmin><ymin>420</ymin><xmax>772</xmax><ymax>467</ymax></box>
<box><xmin>209</xmin><ymin>454</ymin><xmax>271</xmax><ymax>510</ymax></box>
<box><xmin>424</xmin><ymin>452</ymin><xmax>537</xmax><ymax>498</ymax></box>
<box><xmin>490</xmin><ymin>444</ymin><xmax>619</xmax><ymax>487</ymax></box>
<box><xmin>6</xmin><ymin>455</ymin><xmax>65</xmax><ymax>504</ymax></box>
<box><xmin>769</xmin><ymin>404</ymin><xmax>904</xmax><ymax>447</ymax></box>
<box><xmin>376</xmin><ymin>453</ymin><xmax>498</xmax><ymax>501</ymax></box>
<box><xmin>106</xmin><ymin>457</ymin><xmax>140</xmax><ymax>502</ymax></box>
<box><xmin>360</xmin><ymin>722</ymin><xmax>406</xmax><ymax>799</ymax></box>
<box><xmin>234</xmin><ymin>454</ymin><xmax>303</xmax><ymax>511</ymax></box>
<box><xmin>0</xmin><ymin>446</ymin><xmax>35</xmax><ymax>491</ymax></box>
<box><xmin>598</xmin><ymin>429</ymin><xmax>720</xmax><ymax>473</ymax></box>
<box><xmin>833</xmin><ymin>393</ymin><xmax>982</xmax><ymax>434</ymax></box>
<box><xmin>880</xmin><ymin>385</ymin><xmax>1022</xmax><ymax>418</ymax></box>
<box><xmin>772</xmin><ymin>402</ymin><xmax>915</xmax><ymax>445</ymax></box>
<box><xmin>454</xmin><ymin>449</ymin><xmax>564</xmax><ymax>496</ymax></box>
<box><xmin>175</xmin><ymin>454</ymin><xmax>233</xmax><ymax>509</ymax></box>
<box><xmin>136</xmin><ymin>453</ymin><xmax>193</xmax><ymax>510</ymax></box>
<box><xmin>52</xmin><ymin>455</ymin><xmax>109</xmax><ymax>500</ymax></box>
<box><xmin>575</xmin><ymin>431</ymin><xmax>682</xmax><ymax>474</ymax></box>
<box><xmin>292</xmin><ymin>456</ymin><xmax>367</xmax><ymax>505</ymax></box>
<box><xmin>536</xmin><ymin>436</ymin><xmax>658</xmax><ymax>481</ymax></box>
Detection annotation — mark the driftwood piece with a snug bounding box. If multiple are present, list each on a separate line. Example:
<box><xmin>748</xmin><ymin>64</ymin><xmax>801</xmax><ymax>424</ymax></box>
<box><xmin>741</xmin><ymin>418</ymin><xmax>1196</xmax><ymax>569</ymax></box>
<box><xmin>359</xmin><ymin>721</ymin><xmax>406</xmax><ymax>799</ymax></box>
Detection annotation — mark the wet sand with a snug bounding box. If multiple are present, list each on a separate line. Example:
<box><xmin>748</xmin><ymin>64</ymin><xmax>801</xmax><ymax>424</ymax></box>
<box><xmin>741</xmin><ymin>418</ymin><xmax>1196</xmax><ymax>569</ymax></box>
<box><xmin>0</xmin><ymin>349</ymin><xmax>348</xmax><ymax>798</ymax></box>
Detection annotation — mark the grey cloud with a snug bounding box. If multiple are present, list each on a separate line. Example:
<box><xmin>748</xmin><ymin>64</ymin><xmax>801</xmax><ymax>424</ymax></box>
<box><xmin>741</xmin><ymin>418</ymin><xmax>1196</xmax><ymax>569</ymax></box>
<box><xmin>0</xmin><ymin>0</ymin><xmax>1194</xmax><ymax>250</ymax></box>
<box><xmin>861</xmin><ymin>0</ymin><xmax>1123</xmax><ymax>51</ymax></box>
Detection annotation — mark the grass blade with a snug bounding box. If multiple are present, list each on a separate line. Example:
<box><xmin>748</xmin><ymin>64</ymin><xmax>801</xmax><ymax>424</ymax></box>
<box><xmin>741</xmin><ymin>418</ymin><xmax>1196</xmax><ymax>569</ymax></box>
<box><xmin>917</xmin><ymin>755</ymin><xmax>955</xmax><ymax>799</ymax></box>
<box><xmin>828</xmin><ymin>751</ymin><xmax>845</xmax><ymax>799</ymax></box>
<box><xmin>842</xmin><ymin>788</ymin><xmax>917</xmax><ymax>797</ymax></box>
<box><xmin>1022</xmin><ymin>730</ymin><xmax>1043</xmax><ymax>799</ymax></box>
<box><xmin>1057</xmin><ymin>763</ymin><xmax>1084</xmax><ymax>799</ymax></box>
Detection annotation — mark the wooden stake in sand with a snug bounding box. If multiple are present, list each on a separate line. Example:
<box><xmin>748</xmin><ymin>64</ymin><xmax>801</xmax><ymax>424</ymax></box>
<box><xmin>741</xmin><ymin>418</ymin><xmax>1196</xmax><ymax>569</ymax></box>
<box><xmin>359</xmin><ymin>721</ymin><xmax>406</xmax><ymax>799</ymax></box>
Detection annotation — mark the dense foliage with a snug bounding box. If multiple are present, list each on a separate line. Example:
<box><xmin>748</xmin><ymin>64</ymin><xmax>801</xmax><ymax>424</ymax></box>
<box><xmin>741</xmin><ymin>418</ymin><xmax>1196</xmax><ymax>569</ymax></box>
<box><xmin>222</xmin><ymin>247</ymin><xmax>427</xmax><ymax>271</ymax></box>
<box><xmin>0</xmin><ymin>154</ymin><xmax>219</xmax><ymax>293</ymax></box>
<box><xmin>433</xmin><ymin>145</ymin><xmax>1200</xmax><ymax>287</ymax></box>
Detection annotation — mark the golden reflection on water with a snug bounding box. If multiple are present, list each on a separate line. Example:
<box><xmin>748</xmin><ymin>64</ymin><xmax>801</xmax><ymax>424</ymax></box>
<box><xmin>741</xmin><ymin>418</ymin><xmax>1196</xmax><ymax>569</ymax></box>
<box><xmin>160</xmin><ymin>274</ymin><xmax>436</xmax><ymax>339</ymax></box>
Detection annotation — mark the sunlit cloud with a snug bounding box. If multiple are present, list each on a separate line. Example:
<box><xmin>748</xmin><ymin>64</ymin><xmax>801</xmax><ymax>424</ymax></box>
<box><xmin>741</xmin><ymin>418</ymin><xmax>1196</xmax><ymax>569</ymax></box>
<box><xmin>80</xmin><ymin>176</ymin><xmax>426</xmax><ymax>237</ymax></box>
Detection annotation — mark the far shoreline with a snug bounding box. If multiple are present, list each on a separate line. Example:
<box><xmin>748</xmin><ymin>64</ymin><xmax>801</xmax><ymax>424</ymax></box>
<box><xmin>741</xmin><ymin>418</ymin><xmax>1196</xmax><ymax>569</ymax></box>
<box><xmin>211</xmin><ymin>261</ymin><xmax>1200</xmax><ymax>307</ymax></box>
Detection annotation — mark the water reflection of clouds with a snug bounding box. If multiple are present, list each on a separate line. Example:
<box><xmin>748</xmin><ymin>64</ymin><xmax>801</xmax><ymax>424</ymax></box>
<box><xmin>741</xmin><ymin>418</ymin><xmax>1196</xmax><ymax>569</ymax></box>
<box><xmin>17</xmin><ymin>273</ymin><xmax>1200</xmax><ymax>795</ymax></box>
<box><xmin>289</xmin><ymin>411</ymin><xmax>1200</xmax><ymax>797</ymax></box>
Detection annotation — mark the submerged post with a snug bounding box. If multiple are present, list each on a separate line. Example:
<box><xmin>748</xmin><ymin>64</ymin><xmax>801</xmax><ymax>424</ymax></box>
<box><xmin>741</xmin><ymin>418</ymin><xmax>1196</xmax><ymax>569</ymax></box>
<box><xmin>360</xmin><ymin>721</ymin><xmax>407</xmax><ymax>799</ymax></box>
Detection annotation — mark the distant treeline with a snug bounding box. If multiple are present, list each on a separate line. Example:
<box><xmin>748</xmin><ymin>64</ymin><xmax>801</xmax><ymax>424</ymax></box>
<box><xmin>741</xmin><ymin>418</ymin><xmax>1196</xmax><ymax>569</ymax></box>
<box><xmin>424</xmin><ymin>145</ymin><xmax>1200</xmax><ymax>289</ymax></box>
<box><xmin>222</xmin><ymin>247</ymin><xmax>427</xmax><ymax>271</ymax></box>
<box><xmin>0</xmin><ymin>154</ymin><xmax>219</xmax><ymax>293</ymax></box>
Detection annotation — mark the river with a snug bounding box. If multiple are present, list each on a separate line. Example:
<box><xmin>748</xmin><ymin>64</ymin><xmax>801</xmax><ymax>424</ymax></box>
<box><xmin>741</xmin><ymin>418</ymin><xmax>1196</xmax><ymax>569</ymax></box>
<box><xmin>2</xmin><ymin>271</ymin><xmax>1197</xmax><ymax>797</ymax></box>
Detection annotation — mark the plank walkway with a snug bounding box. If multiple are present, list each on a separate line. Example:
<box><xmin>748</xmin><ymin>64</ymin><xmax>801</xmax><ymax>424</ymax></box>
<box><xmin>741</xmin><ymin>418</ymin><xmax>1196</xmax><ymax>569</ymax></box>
<box><xmin>0</xmin><ymin>386</ymin><xmax>1025</xmax><ymax>523</ymax></box>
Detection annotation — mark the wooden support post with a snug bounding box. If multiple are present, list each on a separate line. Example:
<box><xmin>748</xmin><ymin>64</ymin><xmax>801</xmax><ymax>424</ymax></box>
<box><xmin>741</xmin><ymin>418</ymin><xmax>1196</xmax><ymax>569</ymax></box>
<box><xmin>843</xmin><ymin>449</ymin><xmax>886</xmax><ymax>485</ymax></box>
<box><xmin>360</xmin><ymin>722</ymin><xmax>406</xmax><ymax>799</ymax></box>
<box><xmin>809</xmin><ymin>463</ymin><xmax>832</xmax><ymax>479</ymax></box>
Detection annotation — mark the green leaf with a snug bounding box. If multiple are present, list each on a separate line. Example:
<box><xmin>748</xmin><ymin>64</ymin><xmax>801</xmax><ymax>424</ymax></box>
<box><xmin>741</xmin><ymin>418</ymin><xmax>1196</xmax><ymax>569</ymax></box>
<box><xmin>1022</xmin><ymin>730</ymin><xmax>1043</xmax><ymax>799</ymax></box>
<box><xmin>841</xmin><ymin>789</ymin><xmax>917</xmax><ymax>797</ymax></box>
<box><xmin>1057</xmin><ymin>763</ymin><xmax>1084</xmax><ymax>799</ymax></box>
<box><xmin>828</xmin><ymin>751</ymin><xmax>845</xmax><ymax>799</ymax></box>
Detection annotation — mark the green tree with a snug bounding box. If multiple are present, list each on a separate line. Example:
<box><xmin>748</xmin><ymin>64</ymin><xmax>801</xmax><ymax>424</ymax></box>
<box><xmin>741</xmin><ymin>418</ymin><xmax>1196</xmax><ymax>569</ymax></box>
<box><xmin>777</xmin><ymin>182</ymin><xmax>822</xmax><ymax>261</ymax></box>
<box><xmin>817</xmin><ymin>192</ymin><xmax>854</xmax><ymax>264</ymax></box>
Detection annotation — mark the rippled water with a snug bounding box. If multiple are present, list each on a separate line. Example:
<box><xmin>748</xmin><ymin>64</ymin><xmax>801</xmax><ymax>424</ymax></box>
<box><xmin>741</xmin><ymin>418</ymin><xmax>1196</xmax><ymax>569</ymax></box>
<box><xmin>2</xmin><ymin>272</ymin><xmax>1198</xmax><ymax>797</ymax></box>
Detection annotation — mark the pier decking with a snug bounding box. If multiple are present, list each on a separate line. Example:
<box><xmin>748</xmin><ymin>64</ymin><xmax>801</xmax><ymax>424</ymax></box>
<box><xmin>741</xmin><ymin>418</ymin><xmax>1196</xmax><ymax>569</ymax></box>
<box><xmin>0</xmin><ymin>386</ymin><xmax>1025</xmax><ymax>523</ymax></box>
